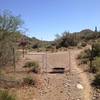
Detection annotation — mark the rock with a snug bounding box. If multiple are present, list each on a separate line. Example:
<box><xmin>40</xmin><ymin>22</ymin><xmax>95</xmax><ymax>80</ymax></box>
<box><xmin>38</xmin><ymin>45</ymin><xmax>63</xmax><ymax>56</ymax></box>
<box><xmin>77</xmin><ymin>99</ymin><xmax>81</xmax><ymax>100</ymax></box>
<box><xmin>76</xmin><ymin>84</ymin><xmax>84</xmax><ymax>90</ymax></box>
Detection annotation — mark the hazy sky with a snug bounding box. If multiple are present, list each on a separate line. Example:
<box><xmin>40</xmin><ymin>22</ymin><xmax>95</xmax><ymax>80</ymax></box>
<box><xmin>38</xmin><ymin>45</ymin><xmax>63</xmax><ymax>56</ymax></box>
<box><xmin>0</xmin><ymin>0</ymin><xmax>100</xmax><ymax>40</ymax></box>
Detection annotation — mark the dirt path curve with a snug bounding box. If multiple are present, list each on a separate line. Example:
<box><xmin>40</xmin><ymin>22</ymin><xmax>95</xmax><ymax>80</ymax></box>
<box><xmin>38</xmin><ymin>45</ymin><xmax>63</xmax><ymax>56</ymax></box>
<box><xmin>71</xmin><ymin>49</ymin><xmax>92</xmax><ymax>100</ymax></box>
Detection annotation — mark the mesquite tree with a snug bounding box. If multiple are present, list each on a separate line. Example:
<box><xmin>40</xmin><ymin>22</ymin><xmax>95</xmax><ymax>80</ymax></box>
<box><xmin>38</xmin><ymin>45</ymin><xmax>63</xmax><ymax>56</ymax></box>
<box><xmin>0</xmin><ymin>10</ymin><xmax>23</xmax><ymax>67</ymax></box>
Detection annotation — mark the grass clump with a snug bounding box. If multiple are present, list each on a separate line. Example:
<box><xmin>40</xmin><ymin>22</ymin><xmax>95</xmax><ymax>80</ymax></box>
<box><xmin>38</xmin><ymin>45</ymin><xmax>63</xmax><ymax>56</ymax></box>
<box><xmin>23</xmin><ymin>76</ymin><xmax>35</xmax><ymax>85</ymax></box>
<box><xmin>23</xmin><ymin>61</ymin><xmax>40</xmax><ymax>73</ymax></box>
<box><xmin>0</xmin><ymin>90</ymin><xmax>16</xmax><ymax>100</ymax></box>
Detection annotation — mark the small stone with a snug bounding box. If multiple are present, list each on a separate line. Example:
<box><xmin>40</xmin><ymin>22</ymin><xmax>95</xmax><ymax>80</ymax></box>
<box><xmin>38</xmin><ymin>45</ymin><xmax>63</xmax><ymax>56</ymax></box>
<box><xmin>77</xmin><ymin>99</ymin><xmax>80</xmax><ymax>100</ymax></box>
<box><xmin>76</xmin><ymin>84</ymin><xmax>84</xmax><ymax>90</ymax></box>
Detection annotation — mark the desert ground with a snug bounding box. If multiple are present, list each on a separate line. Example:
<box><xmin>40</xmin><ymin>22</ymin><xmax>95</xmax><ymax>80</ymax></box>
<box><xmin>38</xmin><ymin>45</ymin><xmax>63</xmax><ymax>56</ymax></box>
<box><xmin>1</xmin><ymin>49</ymin><xmax>92</xmax><ymax>100</ymax></box>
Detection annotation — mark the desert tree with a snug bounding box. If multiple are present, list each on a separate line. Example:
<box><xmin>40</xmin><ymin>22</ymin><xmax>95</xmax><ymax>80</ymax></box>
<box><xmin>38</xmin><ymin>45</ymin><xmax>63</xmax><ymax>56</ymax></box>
<box><xmin>0</xmin><ymin>10</ymin><xmax>23</xmax><ymax>67</ymax></box>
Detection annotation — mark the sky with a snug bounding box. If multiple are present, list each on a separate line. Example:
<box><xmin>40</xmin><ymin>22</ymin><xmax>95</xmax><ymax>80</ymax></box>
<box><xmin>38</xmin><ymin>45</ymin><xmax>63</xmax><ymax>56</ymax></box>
<box><xmin>0</xmin><ymin>0</ymin><xmax>100</xmax><ymax>40</ymax></box>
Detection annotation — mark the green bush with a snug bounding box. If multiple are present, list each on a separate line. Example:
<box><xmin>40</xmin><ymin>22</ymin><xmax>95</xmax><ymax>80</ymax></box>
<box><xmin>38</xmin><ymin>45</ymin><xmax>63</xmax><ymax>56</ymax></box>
<box><xmin>0</xmin><ymin>10</ymin><xmax>23</xmax><ymax>67</ymax></box>
<box><xmin>78</xmin><ymin>45</ymin><xmax>100</xmax><ymax>73</ymax></box>
<box><xmin>23</xmin><ymin>61</ymin><xmax>39</xmax><ymax>73</ymax></box>
<box><xmin>92</xmin><ymin>74</ymin><xmax>100</xmax><ymax>88</ymax></box>
<box><xmin>23</xmin><ymin>76</ymin><xmax>35</xmax><ymax>85</ymax></box>
<box><xmin>0</xmin><ymin>90</ymin><xmax>15</xmax><ymax>100</ymax></box>
<box><xmin>92</xmin><ymin>57</ymin><xmax>100</xmax><ymax>73</ymax></box>
<box><xmin>92</xmin><ymin>42</ymin><xmax>100</xmax><ymax>57</ymax></box>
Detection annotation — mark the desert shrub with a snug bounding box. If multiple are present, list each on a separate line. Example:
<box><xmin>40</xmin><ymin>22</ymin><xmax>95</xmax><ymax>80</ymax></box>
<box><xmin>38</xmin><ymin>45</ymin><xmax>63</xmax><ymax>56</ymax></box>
<box><xmin>92</xmin><ymin>74</ymin><xmax>100</xmax><ymax>88</ymax></box>
<box><xmin>81</xmin><ymin>42</ymin><xmax>87</xmax><ymax>47</ymax></box>
<box><xmin>54</xmin><ymin>32</ymin><xmax>79</xmax><ymax>48</ymax></box>
<box><xmin>92</xmin><ymin>42</ymin><xmax>100</xmax><ymax>57</ymax></box>
<box><xmin>81</xmin><ymin>59</ymin><xmax>88</xmax><ymax>64</ymax></box>
<box><xmin>23</xmin><ymin>61</ymin><xmax>39</xmax><ymax>73</ymax></box>
<box><xmin>23</xmin><ymin>76</ymin><xmax>35</xmax><ymax>85</ymax></box>
<box><xmin>77</xmin><ymin>51</ymin><xmax>89</xmax><ymax>59</ymax></box>
<box><xmin>78</xmin><ymin>44</ymin><xmax>100</xmax><ymax>73</ymax></box>
<box><xmin>84</xmin><ymin>49</ymin><xmax>91</xmax><ymax>56</ymax></box>
<box><xmin>92</xmin><ymin>57</ymin><xmax>100</xmax><ymax>73</ymax></box>
<box><xmin>32</xmin><ymin>44</ymin><xmax>39</xmax><ymax>49</ymax></box>
<box><xmin>0</xmin><ymin>90</ymin><xmax>15</xmax><ymax>100</ymax></box>
<box><xmin>0</xmin><ymin>10</ymin><xmax>23</xmax><ymax>67</ymax></box>
<box><xmin>77</xmin><ymin>45</ymin><xmax>82</xmax><ymax>49</ymax></box>
<box><xmin>0</xmin><ymin>70</ymin><xmax>3</xmax><ymax>76</ymax></box>
<box><xmin>78</xmin><ymin>48</ymin><xmax>95</xmax><ymax>62</ymax></box>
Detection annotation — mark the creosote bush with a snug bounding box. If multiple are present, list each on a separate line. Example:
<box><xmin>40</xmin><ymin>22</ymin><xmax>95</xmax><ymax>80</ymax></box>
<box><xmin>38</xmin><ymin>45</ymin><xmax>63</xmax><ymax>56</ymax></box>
<box><xmin>23</xmin><ymin>61</ymin><xmax>40</xmax><ymax>73</ymax></box>
<box><xmin>92</xmin><ymin>74</ymin><xmax>100</xmax><ymax>88</ymax></box>
<box><xmin>92</xmin><ymin>42</ymin><xmax>100</xmax><ymax>57</ymax></box>
<box><xmin>92</xmin><ymin>57</ymin><xmax>100</xmax><ymax>73</ymax></box>
<box><xmin>0</xmin><ymin>90</ymin><xmax>16</xmax><ymax>100</ymax></box>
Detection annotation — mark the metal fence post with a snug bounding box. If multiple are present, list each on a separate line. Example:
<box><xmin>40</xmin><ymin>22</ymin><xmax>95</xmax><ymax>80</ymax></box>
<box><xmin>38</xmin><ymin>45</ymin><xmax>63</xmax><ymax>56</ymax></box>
<box><xmin>12</xmin><ymin>47</ymin><xmax>16</xmax><ymax>73</ymax></box>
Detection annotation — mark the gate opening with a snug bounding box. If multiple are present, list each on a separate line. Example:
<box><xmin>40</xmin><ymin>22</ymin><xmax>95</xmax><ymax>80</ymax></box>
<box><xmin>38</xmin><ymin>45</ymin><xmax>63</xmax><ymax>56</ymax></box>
<box><xmin>49</xmin><ymin>67</ymin><xmax>65</xmax><ymax>74</ymax></box>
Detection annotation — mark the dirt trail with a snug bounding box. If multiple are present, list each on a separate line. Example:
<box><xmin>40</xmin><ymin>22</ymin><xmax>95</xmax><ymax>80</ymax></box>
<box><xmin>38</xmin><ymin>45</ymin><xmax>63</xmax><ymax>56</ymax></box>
<box><xmin>7</xmin><ymin>50</ymin><xmax>92</xmax><ymax>100</ymax></box>
<box><xmin>71</xmin><ymin>50</ymin><xmax>92</xmax><ymax>100</ymax></box>
<box><xmin>34</xmin><ymin>50</ymin><xmax>92</xmax><ymax>100</ymax></box>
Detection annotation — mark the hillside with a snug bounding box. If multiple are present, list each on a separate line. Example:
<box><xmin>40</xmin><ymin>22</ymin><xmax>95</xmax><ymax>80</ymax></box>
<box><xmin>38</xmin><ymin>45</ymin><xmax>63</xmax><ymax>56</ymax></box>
<box><xmin>52</xmin><ymin>29</ymin><xmax>100</xmax><ymax>48</ymax></box>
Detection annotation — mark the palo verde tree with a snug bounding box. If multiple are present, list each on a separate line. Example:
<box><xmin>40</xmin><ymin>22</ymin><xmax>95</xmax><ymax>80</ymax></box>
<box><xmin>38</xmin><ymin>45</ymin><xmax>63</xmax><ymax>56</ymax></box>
<box><xmin>0</xmin><ymin>10</ymin><xmax>23</xmax><ymax>67</ymax></box>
